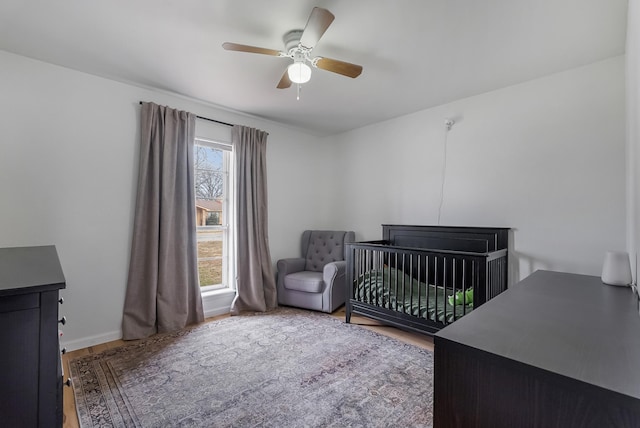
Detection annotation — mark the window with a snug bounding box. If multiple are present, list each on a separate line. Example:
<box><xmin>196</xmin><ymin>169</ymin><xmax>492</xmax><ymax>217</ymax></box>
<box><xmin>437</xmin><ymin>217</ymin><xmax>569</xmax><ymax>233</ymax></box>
<box><xmin>206</xmin><ymin>211</ymin><xmax>221</xmax><ymax>225</ymax></box>
<box><xmin>194</xmin><ymin>138</ymin><xmax>234</xmax><ymax>291</ymax></box>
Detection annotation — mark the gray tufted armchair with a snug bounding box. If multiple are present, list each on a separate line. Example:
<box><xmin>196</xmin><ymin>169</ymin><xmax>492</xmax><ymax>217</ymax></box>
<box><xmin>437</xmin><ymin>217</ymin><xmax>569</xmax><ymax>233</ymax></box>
<box><xmin>277</xmin><ymin>230</ymin><xmax>355</xmax><ymax>313</ymax></box>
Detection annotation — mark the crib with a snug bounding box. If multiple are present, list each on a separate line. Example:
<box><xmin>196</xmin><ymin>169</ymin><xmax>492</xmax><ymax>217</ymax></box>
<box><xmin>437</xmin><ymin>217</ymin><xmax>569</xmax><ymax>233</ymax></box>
<box><xmin>345</xmin><ymin>225</ymin><xmax>509</xmax><ymax>335</ymax></box>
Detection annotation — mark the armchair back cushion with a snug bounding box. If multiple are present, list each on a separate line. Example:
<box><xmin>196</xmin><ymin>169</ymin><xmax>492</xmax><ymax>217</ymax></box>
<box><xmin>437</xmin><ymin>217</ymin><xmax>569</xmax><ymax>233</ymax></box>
<box><xmin>302</xmin><ymin>230</ymin><xmax>352</xmax><ymax>272</ymax></box>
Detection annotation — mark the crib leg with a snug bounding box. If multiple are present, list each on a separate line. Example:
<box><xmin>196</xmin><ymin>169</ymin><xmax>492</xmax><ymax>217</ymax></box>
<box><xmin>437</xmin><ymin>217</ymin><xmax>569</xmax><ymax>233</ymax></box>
<box><xmin>345</xmin><ymin>302</ymin><xmax>352</xmax><ymax>324</ymax></box>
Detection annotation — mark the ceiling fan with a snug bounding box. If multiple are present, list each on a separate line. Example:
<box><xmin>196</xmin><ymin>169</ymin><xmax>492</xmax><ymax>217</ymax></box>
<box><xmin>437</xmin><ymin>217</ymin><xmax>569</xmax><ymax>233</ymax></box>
<box><xmin>222</xmin><ymin>7</ymin><xmax>363</xmax><ymax>95</ymax></box>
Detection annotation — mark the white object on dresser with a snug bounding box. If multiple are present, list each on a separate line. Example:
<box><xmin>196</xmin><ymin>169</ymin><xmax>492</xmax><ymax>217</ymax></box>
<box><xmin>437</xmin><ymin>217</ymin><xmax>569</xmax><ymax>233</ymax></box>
<box><xmin>601</xmin><ymin>250</ymin><xmax>632</xmax><ymax>286</ymax></box>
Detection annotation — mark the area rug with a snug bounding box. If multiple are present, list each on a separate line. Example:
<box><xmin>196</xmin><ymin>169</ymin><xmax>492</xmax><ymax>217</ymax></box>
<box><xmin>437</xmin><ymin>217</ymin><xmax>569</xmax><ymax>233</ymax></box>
<box><xmin>69</xmin><ymin>308</ymin><xmax>433</xmax><ymax>427</ymax></box>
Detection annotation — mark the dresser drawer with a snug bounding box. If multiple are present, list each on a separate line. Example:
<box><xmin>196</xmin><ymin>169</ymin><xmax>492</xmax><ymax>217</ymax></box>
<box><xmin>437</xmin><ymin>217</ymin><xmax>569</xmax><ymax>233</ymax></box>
<box><xmin>0</xmin><ymin>292</ymin><xmax>39</xmax><ymax>313</ymax></box>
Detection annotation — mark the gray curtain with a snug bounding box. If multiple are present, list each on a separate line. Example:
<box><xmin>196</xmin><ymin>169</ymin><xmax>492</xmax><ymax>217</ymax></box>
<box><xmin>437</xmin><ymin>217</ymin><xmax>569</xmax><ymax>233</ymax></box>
<box><xmin>230</xmin><ymin>125</ymin><xmax>277</xmax><ymax>314</ymax></box>
<box><xmin>122</xmin><ymin>102</ymin><xmax>204</xmax><ymax>340</ymax></box>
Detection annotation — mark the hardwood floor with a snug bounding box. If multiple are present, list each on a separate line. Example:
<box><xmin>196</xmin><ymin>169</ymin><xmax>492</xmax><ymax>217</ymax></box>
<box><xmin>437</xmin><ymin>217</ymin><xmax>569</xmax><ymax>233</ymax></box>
<box><xmin>331</xmin><ymin>307</ymin><xmax>434</xmax><ymax>351</ymax></box>
<box><xmin>62</xmin><ymin>308</ymin><xmax>432</xmax><ymax>427</ymax></box>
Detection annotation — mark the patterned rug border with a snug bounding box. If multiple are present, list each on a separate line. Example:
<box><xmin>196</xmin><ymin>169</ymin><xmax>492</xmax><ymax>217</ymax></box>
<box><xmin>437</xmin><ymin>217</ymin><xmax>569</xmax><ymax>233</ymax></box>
<box><xmin>69</xmin><ymin>307</ymin><xmax>434</xmax><ymax>428</ymax></box>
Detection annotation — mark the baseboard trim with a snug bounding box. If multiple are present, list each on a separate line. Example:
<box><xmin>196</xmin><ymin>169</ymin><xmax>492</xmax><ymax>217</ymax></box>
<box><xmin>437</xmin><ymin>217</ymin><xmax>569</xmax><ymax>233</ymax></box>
<box><xmin>61</xmin><ymin>330</ymin><xmax>122</xmax><ymax>352</ymax></box>
<box><xmin>61</xmin><ymin>291</ymin><xmax>235</xmax><ymax>352</ymax></box>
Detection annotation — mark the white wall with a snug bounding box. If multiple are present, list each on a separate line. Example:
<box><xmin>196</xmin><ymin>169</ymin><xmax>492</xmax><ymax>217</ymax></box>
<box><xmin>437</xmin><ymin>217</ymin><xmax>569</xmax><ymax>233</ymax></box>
<box><xmin>0</xmin><ymin>50</ymin><xmax>331</xmax><ymax>349</ymax></box>
<box><xmin>332</xmin><ymin>56</ymin><xmax>626</xmax><ymax>282</ymax></box>
<box><xmin>0</xmin><ymin>48</ymin><xmax>628</xmax><ymax>348</ymax></box>
<box><xmin>627</xmin><ymin>0</ymin><xmax>639</xmax><ymax>283</ymax></box>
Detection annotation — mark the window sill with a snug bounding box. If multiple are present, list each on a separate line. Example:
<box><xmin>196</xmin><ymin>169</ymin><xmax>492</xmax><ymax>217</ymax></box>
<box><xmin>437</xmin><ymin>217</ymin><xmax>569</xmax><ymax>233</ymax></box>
<box><xmin>202</xmin><ymin>287</ymin><xmax>235</xmax><ymax>298</ymax></box>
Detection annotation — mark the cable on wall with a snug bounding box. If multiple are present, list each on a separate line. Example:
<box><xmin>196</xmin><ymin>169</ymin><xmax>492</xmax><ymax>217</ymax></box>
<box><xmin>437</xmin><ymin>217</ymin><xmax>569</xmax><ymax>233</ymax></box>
<box><xmin>437</xmin><ymin>119</ymin><xmax>455</xmax><ymax>225</ymax></box>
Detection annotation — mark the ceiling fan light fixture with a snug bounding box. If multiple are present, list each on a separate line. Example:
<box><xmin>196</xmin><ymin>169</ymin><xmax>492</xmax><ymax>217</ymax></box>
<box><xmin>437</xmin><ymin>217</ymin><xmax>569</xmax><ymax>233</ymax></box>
<box><xmin>287</xmin><ymin>62</ymin><xmax>311</xmax><ymax>84</ymax></box>
<box><xmin>223</xmin><ymin>8</ymin><xmax>362</xmax><ymax>90</ymax></box>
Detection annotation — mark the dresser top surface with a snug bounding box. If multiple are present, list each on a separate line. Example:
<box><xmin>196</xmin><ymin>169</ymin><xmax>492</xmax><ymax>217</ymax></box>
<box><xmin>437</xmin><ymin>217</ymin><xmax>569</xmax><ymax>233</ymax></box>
<box><xmin>435</xmin><ymin>269</ymin><xmax>640</xmax><ymax>400</ymax></box>
<box><xmin>0</xmin><ymin>246</ymin><xmax>66</xmax><ymax>295</ymax></box>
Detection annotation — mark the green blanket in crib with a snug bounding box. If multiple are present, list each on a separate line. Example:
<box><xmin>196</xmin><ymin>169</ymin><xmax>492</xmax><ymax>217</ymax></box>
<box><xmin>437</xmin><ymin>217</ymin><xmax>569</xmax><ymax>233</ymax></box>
<box><xmin>354</xmin><ymin>267</ymin><xmax>473</xmax><ymax>323</ymax></box>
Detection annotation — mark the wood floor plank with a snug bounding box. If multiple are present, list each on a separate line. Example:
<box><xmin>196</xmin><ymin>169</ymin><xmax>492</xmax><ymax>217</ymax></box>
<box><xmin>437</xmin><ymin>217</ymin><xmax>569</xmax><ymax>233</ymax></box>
<box><xmin>331</xmin><ymin>307</ymin><xmax>434</xmax><ymax>351</ymax></box>
<box><xmin>62</xmin><ymin>349</ymin><xmax>88</xmax><ymax>428</ymax></box>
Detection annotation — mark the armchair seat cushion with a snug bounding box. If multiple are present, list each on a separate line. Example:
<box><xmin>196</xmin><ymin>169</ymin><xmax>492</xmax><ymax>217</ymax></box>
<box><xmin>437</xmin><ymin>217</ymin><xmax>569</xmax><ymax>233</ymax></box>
<box><xmin>283</xmin><ymin>271</ymin><xmax>324</xmax><ymax>293</ymax></box>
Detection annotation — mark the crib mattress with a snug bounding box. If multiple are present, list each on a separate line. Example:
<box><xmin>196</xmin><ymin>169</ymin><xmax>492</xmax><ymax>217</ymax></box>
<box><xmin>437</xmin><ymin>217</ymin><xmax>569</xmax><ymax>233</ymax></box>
<box><xmin>354</xmin><ymin>267</ymin><xmax>473</xmax><ymax>323</ymax></box>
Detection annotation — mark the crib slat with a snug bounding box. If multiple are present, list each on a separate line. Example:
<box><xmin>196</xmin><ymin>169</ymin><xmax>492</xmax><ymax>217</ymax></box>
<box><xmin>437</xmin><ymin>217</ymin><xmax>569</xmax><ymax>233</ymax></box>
<box><xmin>417</xmin><ymin>255</ymin><xmax>422</xmax><ymax>319</ymax></box>
<box><xmin>426</xmin><ymin>255</ymin><xmax>431</xmax><ymax>321</ymax></box>
<box><xmin>409</xmin><ymin>255</ymin><xmax>414</xmax><ymax>316</ymax></box>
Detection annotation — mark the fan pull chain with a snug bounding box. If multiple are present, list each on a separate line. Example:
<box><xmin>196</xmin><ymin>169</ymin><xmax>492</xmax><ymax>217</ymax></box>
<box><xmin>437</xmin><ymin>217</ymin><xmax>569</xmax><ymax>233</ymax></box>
<box><xmin>297</xmin><ymin>83</ymin><xmax>301</xmax><ymax>100</ymax></box>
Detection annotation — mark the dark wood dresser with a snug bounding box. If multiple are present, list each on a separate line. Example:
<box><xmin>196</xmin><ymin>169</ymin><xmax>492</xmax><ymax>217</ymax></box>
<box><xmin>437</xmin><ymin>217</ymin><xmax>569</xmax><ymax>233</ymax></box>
<box><xmin>0</xmin><ymin>246</ymin><xmax>66</xmax><ymax>427</ymax></box>
<box><xmin>434</xmin><ymin>270</ymin><xmax>640</xmax><ymax>428</ymax></box>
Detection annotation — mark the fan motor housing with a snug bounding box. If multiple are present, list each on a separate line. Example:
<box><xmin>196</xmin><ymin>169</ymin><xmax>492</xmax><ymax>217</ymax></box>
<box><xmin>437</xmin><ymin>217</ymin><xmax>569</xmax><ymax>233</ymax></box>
<box><xmin>283</xmin><ymin>29</ymin><xmax>303</xmax><ymax>52</ymax></box>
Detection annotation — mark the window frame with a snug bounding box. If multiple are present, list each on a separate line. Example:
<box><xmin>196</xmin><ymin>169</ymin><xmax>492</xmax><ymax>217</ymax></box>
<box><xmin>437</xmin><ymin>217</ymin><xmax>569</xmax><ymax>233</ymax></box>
<box><xmin>194</xmin><ymin>137</ymin><xmax>235</xmax><ymax>293</ymax></box>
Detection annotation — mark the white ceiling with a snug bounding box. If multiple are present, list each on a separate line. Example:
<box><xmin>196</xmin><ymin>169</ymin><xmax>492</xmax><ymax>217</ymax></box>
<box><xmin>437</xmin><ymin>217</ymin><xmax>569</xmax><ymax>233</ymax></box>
<box><xmin>0</xmin><ymin>0</ymin><xmax>628</xmax><ymax>136</ymax></box>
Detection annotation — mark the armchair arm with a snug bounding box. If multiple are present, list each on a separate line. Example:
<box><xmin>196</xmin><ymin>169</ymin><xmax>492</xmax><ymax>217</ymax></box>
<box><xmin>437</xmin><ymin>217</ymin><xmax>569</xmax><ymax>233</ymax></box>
<box><xmin>323</xmin><ymin>260</ymin><xmax>346</xmax><ymax>285</ymax></box>
<box><xmin>322</xmin><ymin>260</ymin><xmax>347</xmax><ymax>312</ymax></box>
<box><xmin>277</xmin><ymin>258</ymin><xmax>306</xmax><ymax>276</ymax></box>
<box><xmin>276</xmin><ymin>258</ymin><xmax>306</xmax><ymax>300</ymax></box>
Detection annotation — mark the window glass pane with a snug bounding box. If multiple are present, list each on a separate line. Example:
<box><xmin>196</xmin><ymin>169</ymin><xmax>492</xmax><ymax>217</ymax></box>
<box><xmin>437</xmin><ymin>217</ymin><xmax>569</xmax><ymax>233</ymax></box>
<box><xmin>197</xmin><ymin>233</ymin><xmax>223</xmax><ymax>286</ymax></box>
<box><xmin>195</xmin><ymin>146</ymin><xmax>224</xmax><ymax>201</ymax></box>
<box><xmin>194</xmin><ymin>143</ymin><xmax>227</xmax><ymax>289</ymax></box>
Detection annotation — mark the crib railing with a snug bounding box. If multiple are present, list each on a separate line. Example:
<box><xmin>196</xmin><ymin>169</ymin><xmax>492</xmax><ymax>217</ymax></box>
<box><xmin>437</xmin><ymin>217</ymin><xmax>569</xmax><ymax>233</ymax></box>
<box><xmin>346</xmin><ymin>240</ymin><xmax>508</xmax><ymax>335</ymax></box>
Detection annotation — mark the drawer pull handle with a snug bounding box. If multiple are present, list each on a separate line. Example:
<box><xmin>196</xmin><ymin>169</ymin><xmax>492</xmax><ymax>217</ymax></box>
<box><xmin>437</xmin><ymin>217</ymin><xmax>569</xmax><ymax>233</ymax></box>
<box><xmin>59</xmin><ymin>297</ymin><xmax>64</xmax><ymax>304</ymax></box>
<box><xmin>65</xmin><ymin>378</ymin><xmax>72</xmax><ymax>387</ymax></box>
<box><xmin>58</xmin><ymin>316</ymin><xmax>66</xmax><ymax>325</ymax></box>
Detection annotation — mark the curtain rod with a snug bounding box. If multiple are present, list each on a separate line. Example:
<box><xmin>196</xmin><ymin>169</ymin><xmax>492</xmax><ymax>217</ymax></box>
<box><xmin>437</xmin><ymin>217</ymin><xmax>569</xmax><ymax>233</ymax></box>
<box><xmin>138</xmin><ymin>101</ymin><xmax>234</xmax><ymax>127</ymax></box>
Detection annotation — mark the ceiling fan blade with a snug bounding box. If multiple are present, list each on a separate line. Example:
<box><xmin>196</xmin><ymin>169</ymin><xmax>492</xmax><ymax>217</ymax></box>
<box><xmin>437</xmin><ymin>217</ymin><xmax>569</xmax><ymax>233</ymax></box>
<box><xmin>315</xmin><ymin>57</ymin><xmax>363</xmax><ymax>78</ymax></box>
<box><xmin>222</xmin><ymin>42</ymin><xmax>281</xmax><ymax>56</ymax></box>
<box><xmin>277</xmin><ymin>70</ymin><xmax>292</xmax><ymax>89</ymax></box>
<box><xmin>300</xmin><ymin>7</ymin><xmax>335</xmax><ymax>49</ymax></box>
